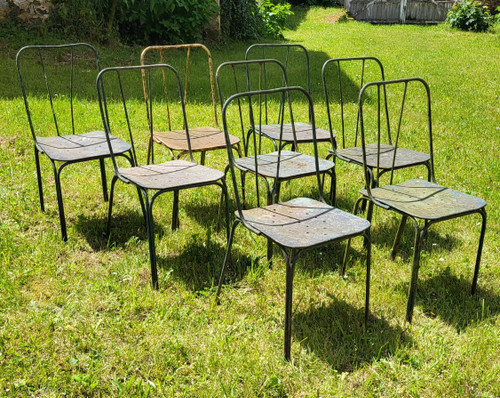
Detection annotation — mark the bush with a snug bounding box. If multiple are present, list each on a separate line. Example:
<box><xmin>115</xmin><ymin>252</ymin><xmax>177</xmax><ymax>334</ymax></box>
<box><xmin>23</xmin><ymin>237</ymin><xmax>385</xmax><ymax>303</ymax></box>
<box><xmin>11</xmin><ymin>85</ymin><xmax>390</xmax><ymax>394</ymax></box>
<box><xmin>447</xmin><ymin>0</ymin><xmax>494</xmax><ymax>32</ymax></box>
<box><xmin>287</xmin><ymin>0</ymin><xmax>340</xmax><ymax>6</ymax></box>
<box><xmin>258</xmin><ymin>0</ymin><xmax>293</xmax><ymax>38</ymax></box>
<box><xmin>220</xmin><ymin>0</ymin><xmax>293</xmax><ymax>40</ymax></box>
<box><xmin>49</xmin><ymin>0</ymin><xmax>112</xmax><ymax>43</ymax></box>
<box><xmin>116</xmin><ymin>0</ymin><xmax>218</xmax><ymax>44</ymax></box>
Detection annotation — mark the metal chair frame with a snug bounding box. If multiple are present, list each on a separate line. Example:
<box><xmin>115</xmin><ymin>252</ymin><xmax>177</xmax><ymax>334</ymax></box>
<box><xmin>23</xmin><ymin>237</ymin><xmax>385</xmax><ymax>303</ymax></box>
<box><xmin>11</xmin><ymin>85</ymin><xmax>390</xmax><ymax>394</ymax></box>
<box><xmin>217</xmin><ymin>86</ymin><xmax>371</xmax><ymax>361</ymax></box>
<box><xmin>141</xmin><ymin>44</ymin><xmax>242</xmax><ymax>165</ymax></box>
<box><xmin>97</xmin><ymin>64</ymin><xmax>229</xmax><ymax>288</ymax></box>
<box><xmin>244</xmin><ymin>44</ymin><xmax>333</xmax><ymax>154</ymax></box>
<box><xmin>322</xmin><ymin>57</ymin><xmax>432</xmax><ymax>204</ymax></box>
<box><xmin>16</xmin><ymin>43</ymin><xmax>132</xmax><ymax>241</ymax></box>
<box><xmin>354</xmin><ymin>77</ymin><xmax>487</xmax><ymax>322</ymax></box>
<box><xmin>216</xmin><ymin>58</ymin><xmax>335</xmax><ymax>212</ymax></box>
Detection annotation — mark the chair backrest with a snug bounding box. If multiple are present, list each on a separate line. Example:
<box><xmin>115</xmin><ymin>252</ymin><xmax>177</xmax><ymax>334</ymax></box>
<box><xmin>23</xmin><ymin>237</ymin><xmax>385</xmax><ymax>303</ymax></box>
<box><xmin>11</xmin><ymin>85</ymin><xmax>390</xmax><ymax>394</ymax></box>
<box><xmin>221</xmin><ymin>85</ymin><xmax>324</xmax><ymax>213</ymax></box>
<box><xmin>245</xmin><ymin>43</ymin><xmax>311</xmax><ymax>94</ymax></box>
<box><xmin>16</xmin><ymin>43</ymin><xmax>101</xmax><ymax>142</ymax></box>
<box><xmin>141</xmin><ymin>44</ymin><xmax>219</xmax><ymax>130</ymax></box>
<box><xmin>322</xmin><ymin>57</ymin><xmax>389</xmax><ymax>150</ymax></box>
<box><xmin>217</xmin><ymin>59</ymin><xmax>305</xmax><ymax>152</ymax></box>
<box><xmin>97</xmin><ymin>64</ymin><xmax>191</xmax><ymax>178</ymax></box>
<box><xmin>359</xmin><ymin>77</ymin><xmax>436</xmax><ymax>197</ymax></box>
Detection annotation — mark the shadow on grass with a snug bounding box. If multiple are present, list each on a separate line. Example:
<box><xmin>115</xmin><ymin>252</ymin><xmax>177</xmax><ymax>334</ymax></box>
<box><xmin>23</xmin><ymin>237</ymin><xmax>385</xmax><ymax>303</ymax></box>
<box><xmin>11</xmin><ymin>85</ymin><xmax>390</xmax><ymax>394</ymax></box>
<box><xmin>294</xmin><ymin>295</ymin><xmax>410</xmax><ymax>371</ymax></box>
<box><xmin>400</xmin><ymin>272</ymin><xmax>500</xmax><ymax>331</ymax></box>
<box><xmin>156</xmin><ymin>232</ymin><xmax>253</xmax><ymax>292</ymax></box>
<box><xmin>75</xmin><ymin>210</ymin><xmax>154</xmax><ymax>251</ymax></box>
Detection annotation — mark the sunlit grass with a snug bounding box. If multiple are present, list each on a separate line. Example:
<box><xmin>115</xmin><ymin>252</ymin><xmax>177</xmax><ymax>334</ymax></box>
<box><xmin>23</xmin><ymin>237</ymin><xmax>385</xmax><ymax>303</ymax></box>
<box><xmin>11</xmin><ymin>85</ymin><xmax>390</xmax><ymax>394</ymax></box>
<box><xmin>0</xmin><ymin>7</ymin><xmax>499</xmax><ymax>396</ymax></box>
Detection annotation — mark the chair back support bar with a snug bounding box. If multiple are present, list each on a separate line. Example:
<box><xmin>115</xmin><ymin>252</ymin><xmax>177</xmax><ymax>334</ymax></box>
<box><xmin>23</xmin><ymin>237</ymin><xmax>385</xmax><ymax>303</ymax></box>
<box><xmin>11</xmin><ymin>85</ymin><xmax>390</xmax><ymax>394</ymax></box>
<box><xmin>97</xmin><ymin>64</ymin><xmax>191</xmax><ymax>178</ymax></box>
<box><xmin>358</xmin><ymin>77</ymin><xmax>435</xmax><ymax>198</ymax></box>
<box><xmin>17</xmin><ymin>43</ymin><xmax>101</xmax><ymax>142</ymax></box>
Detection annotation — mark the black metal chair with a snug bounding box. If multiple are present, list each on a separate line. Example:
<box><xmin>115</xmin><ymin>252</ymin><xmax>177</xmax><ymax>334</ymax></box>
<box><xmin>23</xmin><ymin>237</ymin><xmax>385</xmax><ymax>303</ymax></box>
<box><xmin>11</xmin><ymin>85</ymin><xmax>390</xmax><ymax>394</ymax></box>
<box><xmin>216</xmin><ymin>59</ymin><xmax>336</xmax><ymax>261</ymax></box>
<box><xmin>217</xmin><ymin>86</ymin><xmax>371</xmax><ymax>361</ymax></box>
<box><xmin>16</xmin><ymin>43</ymin><xmax>132</xmax><ymax>241</ymax></box>
<box><xmin>216</xmin><ymin>58</ymin><xmax>335</xmax><ymax>205</ymax></box>
<box><xmin>97</xmin><ymin>64</ymin><xmax>229</xmax><ymax>289</ymax></box>
<box><xmin>322</xmin><ymin>57</ymin><xmax>432</xmax><ymax>204</ymax></box>
<box><xmin>244</xmin><ymin>43</ymin><xmax>332</xmax><ymax>152</ymax></box>
<box><xmin>353</xmin><ymin>77</ymin><xmax>487</xmax><ymax>322</ymax></box>
<box><xmin>141</xmin><ymin>44</ymin><xmax>242</xmax><ymax>166</ymax></box>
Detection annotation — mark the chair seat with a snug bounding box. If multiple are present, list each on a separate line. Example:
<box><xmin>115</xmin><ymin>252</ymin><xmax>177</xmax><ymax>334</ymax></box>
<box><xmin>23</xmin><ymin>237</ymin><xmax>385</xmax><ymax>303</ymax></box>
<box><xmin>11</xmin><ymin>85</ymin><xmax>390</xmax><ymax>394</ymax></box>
<box><xmin>153</xmin><ymin>127</ymin><xmax>240</xmax><ymax>152</ymax></box>
<box><xmin>360</xmin><ymin>179</ymin><xmax>486</xmax><ymax>220</ymax></box>
<box><xmin>118</xmin><ymin>159</ymin><xmax>225</xmax><ymax>190</ymax></box>
<box><xmin>335</xmin><ymin>143</ymin><xmax>430</xmax><ymax>169</ymax></box>
<box><xmin>36</xmin><ymin>130</ymin><xmax>131</xmax><ymax>162</ymax></box>
<box><xmin>235</xmin><ymin>150</ymin><xmax>334</xmax><ymax>180</ymax></box>
<box><xmin>257</xmin><ymin>122</ymin><xmax>332</xmax><ymax>143</ymax></box>
<box><xmin>239</xmin><ymin>197</ymin><xmax>370</xmax><ymax>249</ymax></box>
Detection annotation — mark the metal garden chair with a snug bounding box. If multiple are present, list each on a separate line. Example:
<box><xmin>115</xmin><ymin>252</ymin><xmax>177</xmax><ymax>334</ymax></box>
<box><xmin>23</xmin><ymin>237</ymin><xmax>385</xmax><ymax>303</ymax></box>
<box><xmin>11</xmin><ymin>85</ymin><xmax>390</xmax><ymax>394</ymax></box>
<box><xmin>322</xmin><ymin>57</ymin><xmax>432</xmax><ymax>205</ymax></box>
<box><xmin>216</xmin><ymin>85</ymin><xmax>371</xmax><ymax>361</ymax></box>
<box><xmin>97</xmin><ymin>64</ymin><xmax>229</xmax><ymax>289</ymax></box>
<box><xmin>16</xmin><ymin>43</ymin><xmax>132</xmax><ymax>241</ymax></box>
<box><xmin>216</xmin><ymin>59</ymin><xmax>336</xmax><ymax>261</ymax></box>
<box><xmin>352</xmin><ymin>77</ymin><xmax>487</xmax><ymax>322</ymax></box>
<box><xmin>216</xmin><ymin>58</ymin><xmax>335</xmax><ymax>206</ymax></box>
<box><xmin>140</xmin><ymin>44</ymin><xmax>241</xmax><ymax>166</ymax></box>
<box><xmin>244</xmin><ymin>43</ymin><xmax>332</xmax><ymax>152</ymax></box>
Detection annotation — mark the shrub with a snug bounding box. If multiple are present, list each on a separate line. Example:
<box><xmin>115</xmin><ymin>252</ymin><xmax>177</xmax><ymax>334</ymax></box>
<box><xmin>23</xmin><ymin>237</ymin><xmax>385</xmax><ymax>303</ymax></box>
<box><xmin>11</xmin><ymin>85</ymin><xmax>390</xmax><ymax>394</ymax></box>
<box><xmin>258</xmin><ymin>0</ymin><xmax>293</xmax><ymax>38</ymax></box>
<box><xmin>447</xmin><ymin>0</ymin><xmax>494</xmax><ymax>32</ymax></box>
<box><xmin>116</xmin><ymin>0</ymin><xmax>218</xmax><ymax>44</ymax></box>
<box><xmin>220</xmin><ymin>0</ymin><xmax>293</xmax><ymax>40</ymax></box>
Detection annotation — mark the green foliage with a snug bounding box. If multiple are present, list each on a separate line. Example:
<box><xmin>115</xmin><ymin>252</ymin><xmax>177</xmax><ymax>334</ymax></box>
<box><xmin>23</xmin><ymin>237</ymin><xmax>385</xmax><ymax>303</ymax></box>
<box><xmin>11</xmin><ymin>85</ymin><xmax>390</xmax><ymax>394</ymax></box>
<box><xmin>220</xmin><ymin>0</ymin><xmax>261</xmax><ymax>39</ymax></box>
<box><xmin>220</xmin><ymin>0</ymin><xmax>293</xmax><ymax>40</ymax></box>
<box><xmin>48</xmin><ymin>0</ymin><xmax>217</xmax><ymax>44</ymax></box>
<box><xmin>116</xmin><ymin>0</ymin><xmax>218</xmax><ymax>44</ymax></box>
<box><xmin>287</xmin><ymin>0</ymin><xmax>340</xmax><ymax>6</ymax></box>
<box><xmin>258</xmin><ymin>0</ymin><xmax>294</xmax><ymax>38</ymax></box>
<box><xmin>447</xmin><ymin>0</ymin><xmax>494</xmax><ymax>32</ymax></box>
<box><xmin>48</xmin><ymin>0</ymin><xmax>112</xmax><ymax>42</ymax></box>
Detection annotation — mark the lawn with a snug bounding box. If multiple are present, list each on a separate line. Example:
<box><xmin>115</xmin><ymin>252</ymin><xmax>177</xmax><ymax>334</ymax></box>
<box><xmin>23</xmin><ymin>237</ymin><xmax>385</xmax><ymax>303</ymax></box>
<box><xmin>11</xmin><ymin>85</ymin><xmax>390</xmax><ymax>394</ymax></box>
<box><xmin>0</xmin><ymin>6</ymin><xmax>499</xmax><ymax>397</ymax></box>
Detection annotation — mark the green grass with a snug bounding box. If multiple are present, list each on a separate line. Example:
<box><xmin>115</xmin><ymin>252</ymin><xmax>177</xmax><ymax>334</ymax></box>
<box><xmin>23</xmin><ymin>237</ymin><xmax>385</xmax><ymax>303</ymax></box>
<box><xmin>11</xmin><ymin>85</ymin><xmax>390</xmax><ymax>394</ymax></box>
<box><xmin>1</xmin><ymin>7</ymin><xmax>499</xmax><ymax>397</ymax></box>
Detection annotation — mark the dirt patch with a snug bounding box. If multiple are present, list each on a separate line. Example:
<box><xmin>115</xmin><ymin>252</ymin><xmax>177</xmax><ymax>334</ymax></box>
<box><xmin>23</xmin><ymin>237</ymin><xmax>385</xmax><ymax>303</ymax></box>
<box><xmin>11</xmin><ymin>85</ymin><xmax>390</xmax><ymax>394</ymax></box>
<box><xmin>0</xmin><ymin>135</ymin><xmax>17</xmax><ymax>149</ymax></box>
<box><xmin>324</xmin><ymin>10</ymin><xmax>348</xmax><ymax>24</ymax></box>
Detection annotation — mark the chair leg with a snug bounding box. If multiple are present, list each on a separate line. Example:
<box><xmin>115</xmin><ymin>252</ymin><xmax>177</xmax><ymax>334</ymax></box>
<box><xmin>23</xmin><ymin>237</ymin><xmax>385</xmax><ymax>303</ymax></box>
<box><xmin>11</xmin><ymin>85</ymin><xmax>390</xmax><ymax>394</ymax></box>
<box><xmin>391</xmin><ymin>215</ymin><xmax>408</xmax><ymax>260</ymax></box>
<box><xmin>342</xmin><ymin>197</ymin><xmax>364</xmax><ymax>276</ymax></box>
<box><xmin>99</xmin><ymin>158</ymin><xmax>108</xmax><ymax>202</ymax></box>
<box><xmin>144</xmin><ymin>193</ymin><xmax>159</xmax><ymax>289</ymax></box>
<box><xmin>364</xmin><ymin>201</ymin><xmax>374</xmax><ymax>249</ymax></box>
<box><xmin>471</xmin><ymin>208</ymin><xmax>487</xmax><ymax>295</ymax></box>
<box><xmin>106</xmin><ymin>175</ymin><xmax>118</xmax><ymax>238</ymax></box>
<box><xmin>34</xmin><ymin>148</ymin><xmax>44</xmax><ymax>212</ymax></box>
<box><xmin>364</xmin><ymin>229</ymin><xmax>371</xmax><ymax>327</ymax></box>
<box><xmin>406</xmin><ymin>221</ymin><xmax>427</xmax><ymax>323</ymax></box>
<box><xmin>51</xmin><ymin>161</ymin><xmax>67</xmax><ymax>241</ymax></box>
<box><xmin>216</xmin><ymin>220</ymin><xmax>240</xmax><ymax>300</ymax></box>
<box><xmin>200</xmin><ymin>151</ymin><xmax>206</xmax><ymax>166</ymax></box>
<box><xmin>284</xmin><ymin>249</ymin><xmax>300</xmax><ymax>361</ymax></box>
<box><xmin>172</xmin><ymin>190</ymin><xmax>180</xmax><ymax>230</ymax></box>
<box><xmin>330</xmin><ymin>169</ymin><xmax>336</xmax><ymax>206</ymax></box>
<box><xmin>216</xmin><ymin>179</ymin><xmax>230</xmax><ymax>239</ymax></box>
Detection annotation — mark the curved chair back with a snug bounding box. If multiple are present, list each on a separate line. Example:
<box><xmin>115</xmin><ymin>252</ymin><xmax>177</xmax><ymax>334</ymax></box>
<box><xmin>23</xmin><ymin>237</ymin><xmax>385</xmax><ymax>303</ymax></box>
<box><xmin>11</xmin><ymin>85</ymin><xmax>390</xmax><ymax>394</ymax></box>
<box><xmin>221</xmin><ymin>85</ymin><xmax>324</xmax><ymax>216</ymax></box>
<box><xmin>322</xmin><ymin>56</ymin><xmax>389</xmax><ymax>150</ymax></box>
<box><xmin>358</xmin><ymin>77</ymin><xmax>435</xmax><ymax>197</ymax></box>
<box><xmin>97</xmin><ymin>64</ymin><xmax>190</xmax><ymax>179</ymax></box>
<box><xmin>17</xmin><ymin>43</ymin><xmax>101</xmax><ymax>143</ymax></box>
